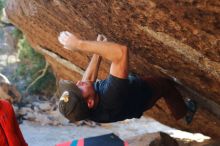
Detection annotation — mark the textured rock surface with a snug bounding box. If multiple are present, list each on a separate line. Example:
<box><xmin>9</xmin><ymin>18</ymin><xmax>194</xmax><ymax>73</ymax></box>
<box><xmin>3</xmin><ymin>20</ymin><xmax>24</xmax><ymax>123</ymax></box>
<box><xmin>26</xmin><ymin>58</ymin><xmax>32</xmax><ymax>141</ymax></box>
<box><xmin>127</xmin><ymin>132</ymin><xmax>179</xmax><ymax>146</ymax></box>
<box><xmin>127</xmin><ymin>132</ymin><xmax>219</xmax><ymax>146</ymax></box>
<box><xmin>6</xmin><ymin>0</ymin><xmax>220</xmax><ymax>138</ymax></box>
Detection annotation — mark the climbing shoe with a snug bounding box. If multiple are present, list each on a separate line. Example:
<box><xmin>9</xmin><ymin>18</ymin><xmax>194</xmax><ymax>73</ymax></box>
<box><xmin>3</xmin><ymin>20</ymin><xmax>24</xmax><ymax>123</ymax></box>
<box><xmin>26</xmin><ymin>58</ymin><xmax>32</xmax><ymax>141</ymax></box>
<box><xmin>185</xmin><ymin>98</ymin><xmax>197</xmax><ymax>124</ymax></box>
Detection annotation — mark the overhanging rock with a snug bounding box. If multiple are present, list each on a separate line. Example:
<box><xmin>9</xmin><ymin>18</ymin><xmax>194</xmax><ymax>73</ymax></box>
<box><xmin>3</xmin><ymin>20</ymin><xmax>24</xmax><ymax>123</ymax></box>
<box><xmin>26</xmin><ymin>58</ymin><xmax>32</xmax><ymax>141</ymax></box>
<box><xmin>6</xmin><ymin>0</ymin><xmax>220</xmax><ymax>139</ymax></box>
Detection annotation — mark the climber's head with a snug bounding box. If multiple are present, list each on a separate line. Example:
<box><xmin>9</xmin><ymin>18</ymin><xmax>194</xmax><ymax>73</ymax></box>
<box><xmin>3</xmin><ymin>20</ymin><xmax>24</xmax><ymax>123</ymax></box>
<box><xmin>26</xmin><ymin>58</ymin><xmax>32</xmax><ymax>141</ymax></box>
<box><xmin>58</xmin><ymin>79</ymin><xmax>97</xmax><ymax>122</ymax></box>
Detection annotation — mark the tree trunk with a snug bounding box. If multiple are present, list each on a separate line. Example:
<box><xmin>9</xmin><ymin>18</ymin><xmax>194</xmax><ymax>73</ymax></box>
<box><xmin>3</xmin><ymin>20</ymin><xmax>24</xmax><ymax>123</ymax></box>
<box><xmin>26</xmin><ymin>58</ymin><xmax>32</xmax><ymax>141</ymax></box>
<box><xmin>6</xmin><ymin>0</ymin><xmax>220</xmax><ymax>139</ymax></box>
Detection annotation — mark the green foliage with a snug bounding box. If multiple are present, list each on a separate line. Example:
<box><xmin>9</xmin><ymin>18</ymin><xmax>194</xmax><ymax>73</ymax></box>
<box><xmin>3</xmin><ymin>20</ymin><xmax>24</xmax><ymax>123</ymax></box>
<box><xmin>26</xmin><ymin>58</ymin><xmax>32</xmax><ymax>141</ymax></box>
<box><xmin>28</xmin><ymin>69</ymin><xmax>56</xmax><ymax>95</ymax></box>
<box><xmin>17</xmin><ymin>37</ymin><xmax>45</xmax><ymax>77</ymax></box>
<box><xmin>12</xmin><ymin>28</ymin><xmax>23</xmax><ymax>40</ymax></box>
<box><xmin>0</xmin><ymin>0</ymin><xmax>5</xmax><ymax>16</ymax></box>
<box><xmin>16</xmin><ymin>36</ymin><xmax>56</xmax><ymax>96</ymax></box>
<box><xmin>0</xmin><ymin>0</ymin><xmax>55</xmax><ymax>97</ymax></box>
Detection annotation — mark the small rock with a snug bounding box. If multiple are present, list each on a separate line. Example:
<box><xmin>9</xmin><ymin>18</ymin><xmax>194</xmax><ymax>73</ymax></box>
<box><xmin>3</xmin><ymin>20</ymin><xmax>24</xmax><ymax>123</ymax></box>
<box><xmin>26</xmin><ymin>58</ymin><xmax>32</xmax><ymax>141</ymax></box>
<box><xmin>38</xmin><ymin>102</ymin><xmax>51</xmax><ymax>111</ymax></box>
<box><xmin>18</xmin><ymin>107</ymin><xmax>33</xmax><ymax>115</ymax></box>
<box><xmin>23</xmin><ymin>112</ymin><xmax>36</xmax><ymax>121</ymax></box>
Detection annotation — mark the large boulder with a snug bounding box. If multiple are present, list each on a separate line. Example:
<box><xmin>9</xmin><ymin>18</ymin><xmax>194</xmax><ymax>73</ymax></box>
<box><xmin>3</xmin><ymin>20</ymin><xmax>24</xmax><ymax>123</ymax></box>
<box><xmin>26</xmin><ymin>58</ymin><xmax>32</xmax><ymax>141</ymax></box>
<box><xmin>126</xmin><ymin>132</ymin><xmax>179</xmax><ymax>146</ymax></box>
<box><xmin>5</xmin><ymin>0</ymin><xmax>220</xmax><ymax>138</ymax></box>
<box><xmin>126</xmin><ymin>132</ymin><xmax>220</xmax><ymax>146</ymax></box>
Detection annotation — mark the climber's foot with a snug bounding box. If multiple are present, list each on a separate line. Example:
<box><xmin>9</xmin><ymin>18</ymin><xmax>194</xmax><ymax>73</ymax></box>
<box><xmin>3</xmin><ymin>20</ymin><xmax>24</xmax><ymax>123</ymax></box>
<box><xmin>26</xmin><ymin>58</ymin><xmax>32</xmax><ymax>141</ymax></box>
<box><xmin>184</xmin><ymin>99</ymin><xmax>197</xmax><ymax>124</ymax></box>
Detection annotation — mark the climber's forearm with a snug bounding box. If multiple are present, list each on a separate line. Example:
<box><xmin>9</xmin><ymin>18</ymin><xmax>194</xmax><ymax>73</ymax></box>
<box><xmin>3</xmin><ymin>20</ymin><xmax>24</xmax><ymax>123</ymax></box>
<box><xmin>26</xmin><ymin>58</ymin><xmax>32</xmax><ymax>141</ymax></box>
<box><xmin>82</xmin><ymin>54</ymin><xmax>102</xmax><ymax>82</ymax></box>
<box><xmin>58</xmin><ymin>32</ymin><xmax>126</xmax><ymax>63</ymax></box>
<box><xmin>76</xmin><ymin>40</ymin><xmax>126</xmax><ymax>63</ymax></box>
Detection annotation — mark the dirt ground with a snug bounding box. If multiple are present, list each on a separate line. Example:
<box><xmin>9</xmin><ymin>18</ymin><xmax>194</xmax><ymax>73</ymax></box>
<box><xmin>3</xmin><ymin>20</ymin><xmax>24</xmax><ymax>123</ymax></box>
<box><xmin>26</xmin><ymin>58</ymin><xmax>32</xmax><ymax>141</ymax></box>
<box><xmin>19</xmin><ymin>117</ymin><xmax>210</xmax><ymax>146</ymax></box>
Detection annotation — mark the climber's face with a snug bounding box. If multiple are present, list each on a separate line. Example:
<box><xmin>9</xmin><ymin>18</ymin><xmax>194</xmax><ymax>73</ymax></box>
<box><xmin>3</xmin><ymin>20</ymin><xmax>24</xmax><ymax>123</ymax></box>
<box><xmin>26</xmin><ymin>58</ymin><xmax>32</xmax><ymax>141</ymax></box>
<box><xmin>76</xmin><ymin>81</ymin><xmax>96</xmax><ymax>109</ymax></box>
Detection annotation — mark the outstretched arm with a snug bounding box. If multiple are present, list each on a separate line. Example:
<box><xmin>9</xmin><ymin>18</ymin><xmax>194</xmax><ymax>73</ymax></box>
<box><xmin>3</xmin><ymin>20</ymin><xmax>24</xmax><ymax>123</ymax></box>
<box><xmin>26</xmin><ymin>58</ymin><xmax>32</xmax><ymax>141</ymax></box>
<box><xmin>81</xmin><ymin>35</ymin><xmax>106</xmax><ymax>82</ymax></box>
<box><xmin>58</xmin><ymin>32</ymin><xmax>128</xmax><ymax>79</ymax></box>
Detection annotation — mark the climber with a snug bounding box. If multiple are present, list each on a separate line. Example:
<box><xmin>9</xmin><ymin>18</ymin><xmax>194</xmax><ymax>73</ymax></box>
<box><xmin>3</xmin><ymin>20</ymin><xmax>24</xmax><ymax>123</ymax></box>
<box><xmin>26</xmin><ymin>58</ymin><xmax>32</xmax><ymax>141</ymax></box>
<box><xmin>0</xmin><ymin>99</ymin><xmax>28</xmax><ymax>146</ymax></box>
<box><xmin>57</xmin><ymin>32</ymin><xmax>197</xmax><ymax>124</ymax></box>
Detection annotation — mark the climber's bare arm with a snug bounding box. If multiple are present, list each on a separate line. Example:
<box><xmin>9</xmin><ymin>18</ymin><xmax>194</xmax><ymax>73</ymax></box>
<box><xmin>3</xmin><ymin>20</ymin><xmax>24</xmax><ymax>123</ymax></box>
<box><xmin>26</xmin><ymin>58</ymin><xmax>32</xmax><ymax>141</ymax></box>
<box><xmin>82</xmin><ymin>54</ymin><xmax>102</xmax><ymax>82</ymax></box>
<box><xmin>81</xmin><ymin>35</ymin><xmax>107</xmax><ymax>82</ymax></box>
<box><xmin>58</xmin><ymin>32</ymin><xmax>128</xmax><ymax>79</ymax></box>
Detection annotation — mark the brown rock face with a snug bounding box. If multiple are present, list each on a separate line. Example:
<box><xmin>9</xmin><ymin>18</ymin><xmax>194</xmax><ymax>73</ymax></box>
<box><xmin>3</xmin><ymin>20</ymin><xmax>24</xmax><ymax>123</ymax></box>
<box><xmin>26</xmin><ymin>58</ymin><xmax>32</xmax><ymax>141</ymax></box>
<box><xmin>6</xmin><ymin>0</ymin><xmax>220</xmax><ymax>139</ymax></box>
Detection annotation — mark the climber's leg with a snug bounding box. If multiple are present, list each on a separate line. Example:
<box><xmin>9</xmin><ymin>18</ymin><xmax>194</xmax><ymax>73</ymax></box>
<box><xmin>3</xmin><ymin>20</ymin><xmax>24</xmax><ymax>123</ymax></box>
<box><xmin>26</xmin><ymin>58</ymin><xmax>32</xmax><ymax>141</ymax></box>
<box><xmin>141</xmin><ymin>77</ymin><xmax>188</xmax><ymax>120</ymax></box>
